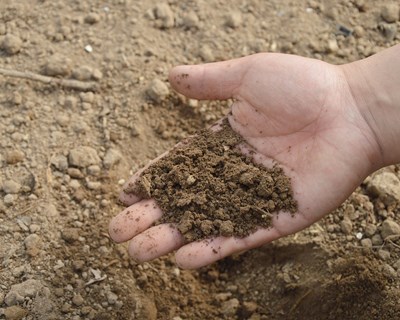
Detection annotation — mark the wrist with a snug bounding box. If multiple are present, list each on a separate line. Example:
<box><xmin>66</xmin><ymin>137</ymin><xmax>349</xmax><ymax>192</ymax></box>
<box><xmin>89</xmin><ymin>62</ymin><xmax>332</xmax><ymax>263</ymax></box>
<box><xmin>340</xmin><ymin>45</ymin><xmax>400</xmax><ymax>169</ymax></box>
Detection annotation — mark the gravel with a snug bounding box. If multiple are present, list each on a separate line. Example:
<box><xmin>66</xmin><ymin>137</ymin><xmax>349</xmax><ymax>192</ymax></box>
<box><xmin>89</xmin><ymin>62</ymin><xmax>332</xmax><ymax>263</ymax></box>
<box><xmin>1</xmin><ymin>35</ymin><xmax>22</xmax><ymax>55</ymax></box>
<box><xmin>68</xmin><ymin>146</ymin><xmax>101</xmax><ymax>168</ymax></box>
<box><xmin>5</xmin><ymin>279</ymin><xmax>43</xmax><ymax>306</ymax></box>
<box><xmin>42</xmin><ymin>54</ymin><xmax>73</xmax><ymax>77</ymax></box>
<box><xmin>381</xmin><ymin>4</ymin><xmax>399</xmax><ymax>23</ymax></box>
<box><xmin>380</xmin><ymin>219</ymin><xmax>400</xmax><ymax>239</ymax></box>
<box><xmin>146</xmin><ymin>79</ymin><xmax>170</xmax><ymax>102</ymax></box>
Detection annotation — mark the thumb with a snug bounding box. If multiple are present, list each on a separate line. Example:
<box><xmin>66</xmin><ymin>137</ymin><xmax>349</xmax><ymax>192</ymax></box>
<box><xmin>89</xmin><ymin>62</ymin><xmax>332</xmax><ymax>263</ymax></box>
<box><xmin>168</xmin><ymin>56</ymin><xmax>251</xmax><ymax>100</ymax></box>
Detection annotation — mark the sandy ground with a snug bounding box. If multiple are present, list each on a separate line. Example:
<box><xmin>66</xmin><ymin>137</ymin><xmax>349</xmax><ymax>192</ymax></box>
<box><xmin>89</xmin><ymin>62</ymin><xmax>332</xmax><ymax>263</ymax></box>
<box><xmin>1</xmin><ymin>0</ymin><xmax>400</xmax><ymax>319</ymax></box>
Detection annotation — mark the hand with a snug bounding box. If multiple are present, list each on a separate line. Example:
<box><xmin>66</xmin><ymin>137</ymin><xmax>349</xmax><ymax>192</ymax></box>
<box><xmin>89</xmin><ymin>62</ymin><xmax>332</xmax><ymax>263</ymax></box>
<box><xmin>109</xmin><ymin>53</ymin><xmax>382</xmax><ymax>269</ymax></box>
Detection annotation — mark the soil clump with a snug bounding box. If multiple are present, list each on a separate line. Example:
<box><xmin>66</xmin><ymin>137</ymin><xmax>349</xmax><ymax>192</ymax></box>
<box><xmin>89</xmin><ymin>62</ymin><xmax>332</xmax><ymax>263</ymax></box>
<box><xmin>130</xmin><ymin>120</ymin><xmax>297</xmax><ymax>241</ymax></box>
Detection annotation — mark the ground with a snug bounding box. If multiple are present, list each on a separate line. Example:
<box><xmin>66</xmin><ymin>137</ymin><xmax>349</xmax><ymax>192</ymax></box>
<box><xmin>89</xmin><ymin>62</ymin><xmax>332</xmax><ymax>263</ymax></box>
<box><xmin>1</xmin><ymin>0</ymin><xmax>400</xmax><ymax>319</ymax></box>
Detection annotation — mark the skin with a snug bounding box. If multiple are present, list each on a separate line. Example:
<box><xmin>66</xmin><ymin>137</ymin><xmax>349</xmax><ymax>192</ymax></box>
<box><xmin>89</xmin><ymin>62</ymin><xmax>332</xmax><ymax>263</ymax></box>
<box><xmin>109</xmin><ymin>44</ymin><xmax>400</xmax><ymax>269</ymax></box>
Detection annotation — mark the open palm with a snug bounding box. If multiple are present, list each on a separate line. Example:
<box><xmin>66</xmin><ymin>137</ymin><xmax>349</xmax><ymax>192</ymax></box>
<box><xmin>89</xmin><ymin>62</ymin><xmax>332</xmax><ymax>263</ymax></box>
<box><xmin>109</xmin><ymin>53</ymin><xmax>381</xmax><ymax>269</ymax></box>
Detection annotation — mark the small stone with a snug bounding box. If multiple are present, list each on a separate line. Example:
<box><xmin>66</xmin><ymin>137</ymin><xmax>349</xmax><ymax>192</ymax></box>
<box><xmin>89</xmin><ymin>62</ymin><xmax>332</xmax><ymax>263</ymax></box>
<box><xmin>87</xmin><ymin>165</ymin><xmax>101</xmax><ymax>176</ymax></box>
<box><xmin>381</xmin><ymin>4</ymin><xmax>399</xmax><ymax>23</ymax></box>
<box><xmin>378</xmin><ymin>249</ymin><xmax>390</xmax><ymax>261</ymax></box>
<box><xmin>3</xmin><ymin>180</ymin><xmax>21</xmax><ymax>194</ymax></box>
<box><xmin>182</xmin><ymin>11</ymin><xmax>199</xmax><ymax>28</ymax></box>
<box><xmin>4</xmin><ymin>150</ymin><xmax>25</xmax><ymax>164</ymax></box>
<box><xmin>24</xmin><ymin>234</ymin><xmax>42</xmax><ymax>257</ymax></box>
<box><xmin>327</xmin><ymin>39</ymin><xmax>339</xmax><ymax>53</ymax></box>
<box><xmin>84</xmin><ymin>12</ymin><xmax>101</xmax><ymax>24</ymax></box>
<box><xmin>381</xmin><ymin>219</ymin><xmax>400</xmax><ymax>239</ymax></box>
<box><xmin>80</xmin><ymin>92</ymin><xmax>95</xmax><ymax>103</ymax></box>
<box><xmin>4</xmin><ymin>306</ymin><xmax>28</xmax><ymax>320</ymax></box>
<box><xmin>72</xmin><ymin>260</ymin><xmax>85</xmax><ymax>271</ymax></box>
<box><xmin>72</xmin><ymin>294</ymin><xmax>84</xmax><ymax>306</ymax></box>
<box><xmin>5</xmin><ymin>279</ymin><xmax>43</xmax><ymax>306</ymax></box>
<box><xmin>4</xmin><ymin>194</ymin><xmax>15</xmax><ymax>206</ymax></box>
<box><xmin>371</xmin><ymin>234</ymin><xmax>383</xmax><ymax>246</ymax></box>
<box><xmin>146</xmin><ymin>79</ymin><xmax>169</xmax><ymax>102</ymax></box>
<box><xmin>92</xmin><ymin>69</ymin><xmax>103</xmax><ymax>81</ymax></box>
<box><xmin>241</xmin><ymin>301</ymin><xmax>258</xmax><ymax>317</ymax></box>
<box><xmin>368</xmin><ymin>171</ymin><xmax>400</xmax><ymax>202</ymax></box>
<box><xmin>43</xmin><ymin>203</ymin><xmax>58</xmax><ymax>217</ymax></box>
<box><xmin>1</xmin><ymin>34</ymin><xmax>22</xmax><ymax>55</ymax></box>
<box><xmin>72</xmin><ymin>65</ymin><xmax>94</xmax><ymax>81</ymax></box>
<box><xmin>221</xmin><ymin>298</ymin><xmax>240</xmax><ymax>316</ymax></box>
<box><xmin>154</xmin><ymin>3</ymin><xmax>174</xmax><ymax>28</ymax></box>
<box><xmin>225</xmin><ymin>12</ymin><xmax>242</xmax><ymax>28</ymax></box>
<box><xmin>106</xmin><ymin>291</ymin><xmax>118</xmax><ymax>305</ymax></box>
<box><xmin>42</xmin><ymin>54</ymin><xmax>73</xmax><ymax>77</ymax></box>
<box><xmin>198</xmin><ymin>45</ymin><xmax>215</xmax><ymax>62</ymax></box>
<box><xmin>67</xmin><ymin>168</ymin><xmax>84</xmax><ymax>179</ymax></box>
<box><xmin>360</xmin><ymin>238</ymin><xmax>372</xmax><ymax>248</ymax></box>
<box><xmin>69</xmin><ymin>146</ymin><xmax>101</xmax><ymax>168</ymax></box>
<box><xmin>87</xmin><ymin>181</ymin><xmax>101</xmax><ymax>190</ymax></box>
<box><xmin>64</xmin><ymin>96</ymin><xmax>78</xmax><ymax>109</ymax></box>
<box><xmin>340</xmin><ymin>219</ymin><xmax>352</xmax><ymax>235</ymax></box>
<box><xmin>103</xmin><ymin>148</ymin><xmax>122</xmax><ymax>169</ymax></box>
<box><xmin>393</xmin><ymin>259</ymin><xmax>400</xmax><ymax>270</ymax></box>
<box><xmin>61</xmin><ymin>228</ymin><xmax>80</xmax><ymax>243</ymax></box>
<box><xmin>69</xmin><ymin>179</ymin><xmax>81</xmax><ymax>190</ymax></box>
<box><xmin>382</xmin><ymin>264</ymin><xmax>397</xmax><ymax>278</ymax></box>
<box><xmin>61</xmin><ymin>303</ymin><xmax>71</xmax><ymax>313</ymax></box>
<box><xmin>364</xmin><ymin>223</ymin><xmax>377</xmax><ymax>237</ymax></box>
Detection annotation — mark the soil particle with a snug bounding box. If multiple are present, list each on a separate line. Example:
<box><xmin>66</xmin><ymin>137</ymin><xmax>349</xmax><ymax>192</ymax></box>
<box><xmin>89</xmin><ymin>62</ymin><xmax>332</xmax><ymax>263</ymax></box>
<box><xmin>381</xmin><ymin>3</ymin><xmax>399</xmax><ymax>23</ymax></box>
<box><xmin>380</xmin><ymin>219</ymin><xmax>400</xmax><ymax>239</ymax></box>
<box><xmin>4</xmin><ymin>306</ymin><xmax>28</xmax><ymax>320</ymax></box>
<box><xmin>61</xmin><ymin>228</ymin><xmax>80</xmax><ymax>243</ymax></box>
<box><xmin>225</xmin><ymin>11</ymin><xmax>243</xmax><ymax>28</ymax></box>
<box><xmin>2</xmin><ymin>180</ymin><xmax>21</xmax><ymax>194</ymax></box>
<box><xmin>153</xmin><ymin>3</ymin><xmax>175</xmax><ymax>28</ymax></box>
<box><xmin>5</xmin><ymin>279</ymin><xmax>43</xmax><ymax>306</ymax></box>
<box><xmin>41</xmin><ymin>54</ymin><xmax>73</xmax><ymax>77</ymax></box>
<box><xmin>103</xmin><ymin>148</ymin><xmax>123</xmax><ymax>169</ymax></box>
<box><xmin>4</xmin><ymin>150</ymin><xmax>25</xmax><ymax>164</ymax></box>
<box><xmin>130</xmin><ymin>120</ymin><xmax>297</xmax><ymax>241</ymax></box>
<box><xmin>367</xmin><ymin>171</ymin><xmax>400</xmax><ymax>202</ymax></box>
<box><xmin>1</xmin><ymin>34</ymin><xmax>22</xmax><ymax>55</ymax></box>
<box><xmin>68</xmin><ymin>146</ymin><xmax>101</xmax><ymax>168</ymax></box>
<box><xmin>146</xmin><ymin>79</ymin><xmax>170</xmax><ymax>103</ymax></box>
<box><xmin>24</xmin><ymin>234</ymin><xmax>42</xmax><ymax>257</ymax></box>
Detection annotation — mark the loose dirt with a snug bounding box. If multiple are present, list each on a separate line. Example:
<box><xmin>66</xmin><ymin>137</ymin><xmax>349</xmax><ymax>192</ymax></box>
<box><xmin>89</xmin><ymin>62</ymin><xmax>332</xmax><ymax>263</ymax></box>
<box><xmin>1</xmin><ymin>0</ymin><xmax>400</xmax><ymax>319</ymax></box>
<box><xmin>130</xmin><ymin>120</ymin><xmax>297</xmax><ymax>241</ymax></box>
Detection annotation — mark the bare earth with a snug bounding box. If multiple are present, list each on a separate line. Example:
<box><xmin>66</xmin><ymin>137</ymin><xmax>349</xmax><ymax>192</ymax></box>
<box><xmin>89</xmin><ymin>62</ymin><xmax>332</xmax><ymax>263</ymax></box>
<box><xmin>1</xmin><ymin>0</ymin><xmax>400</xmax><ymax>319</ymax></box>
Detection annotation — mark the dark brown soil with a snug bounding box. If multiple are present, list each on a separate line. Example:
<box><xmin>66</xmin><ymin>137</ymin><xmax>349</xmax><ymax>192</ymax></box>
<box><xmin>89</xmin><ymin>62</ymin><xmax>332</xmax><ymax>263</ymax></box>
<box><xmin>129</xmin><ymin>120</ymin><xmax>297</xmax><ymax>241</ymax></box>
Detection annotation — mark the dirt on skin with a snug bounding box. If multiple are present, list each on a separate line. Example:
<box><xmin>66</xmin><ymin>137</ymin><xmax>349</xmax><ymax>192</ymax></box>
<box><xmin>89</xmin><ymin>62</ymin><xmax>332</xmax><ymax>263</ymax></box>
<box><xmin>2</xmin><ymin>0</ymin><xmax>400</xmax><ymax>319</ymax></box>
<box><xmin>129</xmin><ymin>120</ymin><xmax>297</xmax><ymax>241</ymax></box>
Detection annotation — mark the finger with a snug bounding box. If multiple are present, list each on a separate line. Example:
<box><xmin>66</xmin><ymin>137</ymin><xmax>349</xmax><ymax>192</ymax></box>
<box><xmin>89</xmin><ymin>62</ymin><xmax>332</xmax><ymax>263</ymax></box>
<box><xmin>128</xmin><ymin>224</ymin><xmax>185</xmax><ymax>262</ymax></box>
<box><xmin>120</xmin><ymin>151</ymin><xmax>169</xmax><ymax>206</ymax></box>
<box><xmin>108</xmin><ymin>199</ymin><xmax>162</xmax><ymax>243</ymax></box>
<box><xmin>168</xmin><ymin>56</ymin><xmax>253</xmax><ymax>100</ymax></box>
<box><xmin>175</xmin><ymin>211</ymin><xmax>312</xmax><ymax>269</ymax></box>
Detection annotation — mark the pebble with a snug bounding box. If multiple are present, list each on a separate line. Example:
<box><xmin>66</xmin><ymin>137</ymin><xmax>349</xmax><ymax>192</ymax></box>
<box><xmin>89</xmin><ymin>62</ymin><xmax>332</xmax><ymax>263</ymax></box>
<box><xmin>340</xmin><ymin>219</ymin><xmax>352</xmax><ymax>234</ymax></box>
<box><xmin>3</xmin><ymin>180</ymin><xmax>21</xmax><ymax>194</ymax></box>
<box><xmin>378</xmin><ymin>249</ymin><xmax>390</xmax><ymax>261</ymax></box>
<box><xmin>103</xmin><ymin>148</ymin><xmax>122</xmax><ymax>169</ymax></box>
<box><xmin>4</xmin><ymin>306</ymin><xmax>28</xmax><ymax>320</ymax></box>
<box><xmin>364</xmin><ymin>223</ymin><xmax>377</xmax><ymax>237</ymax></box>
<box><xmin>69</xmin><ymin>179</ymin><xmax>81</xmax><ymax>189</ymax></box>
<box><xmin>198</xmin><ymin>45</ymin><xmax>215</xmax><ymax>62</ymax></box>
<box><xmin>182</xmin><ymin>11</ymin><xmax>199</xmax><ymax>28</ymax></box>
<box><xmin>381</xmin><ymin>4</ymin><xmax>399</xmax><ymax>23</ymax></box>
<box><xmin>106</xmin><ymin>291</ymin><xmax>118</xmax><ymax>305</ymax></box>
<box><xmin>5</xmin><ymin>279</ymin><xmax>43</xmax><ymax>306</ymax></box>
<box><xmin>360</xmin><ymin>238</ymin><xmax>372</xmax><ymax>248</ymax></box>
<box><xmin>5</xmin><ymin>150</ymin><xmax>25</xmax><ymax>164</ymax></box>
<box><xmin>367</xmin><ymin>171</ymin><xmax>400</xmax><ymax>202</ymax></box>
<box><xmin>88</xmin><ymin>165</ymin><xmax>101</xmax><ymax>176</ymax></box>
<box><xmin>225</xmin><ymin>11</ymin><xmax>242</xmax><ymax>28</ymax></box>
<box><xmin>380</xmin><ymin>219</ymin><xmax>400</xmax><ymax>239</ymax></box>
<box><xmin>327</xmin><ymin>39</ymin><xmax>339</xmax><ymax>53</ymax></box>
<box><xmin>382</xmin><ymin>263</ymin><xmax>397</xmax><ymax>278</ymax></box>
<box><xmin>393</xmin><ymin>259</ymin><xmax>400</xmax><ymax>270</ymax></box>
<box><xmin>146</xmin><ymin>79</ymin><xmax>170</xmax><ymax>102</ymax></box>
<box><xmin>221</xmin><ymin>298</ymin><xmax>240</xmax><ymax>316</ymax></box>
<box><xmin>24</xmin><ymin>234</ymin><xmax>42</xmax><ymax>257</ymax></box>
<box><xmin>72</xmin><ymin>65</ymin><xmax>94</xmax><ymax>81</ymax></box>
<box><xmin>1</xmin><ymin>34</ymin><xmax>22</xmax><ymax>55</ymax></box>
<box><xmin>72</xmin><ymin>294</ymin><xmax>84</xmax><ymax>306</ymax></box>
<box><xmin>84</xmin><ymin>12</ymin><xmax>101</xmax><ymax>24</ymax></box>
<box><xmin>87</xmin><ymin>181</ymin><xmax>101</xmax><ymax>190</ymax></box>
<box><xmin>43</xmin><ymin>203</ymin><xmax>59</xmax><ymax>217</ymax></box>
<box><xmin>67</xmin><ymin>168</ymin><xmax>84</xmax><ymax>179</ymax></box>
<box><xmin>61</xmin><ymin>228</ymin><xmax>80</xmax><ymax>243</ymax></box>
<box><xmin>154</xmin><ymin>3</ymin><xmax>175</xmax><ymax>28</ymax></box>
<box><xmin>242</xmin><ymin>301</ymin><xmax>258</xmax><ymax>317</ymax></box>
<box><xmin>371</xmin><ymin>234</ymin><xmax>383</xmax><ymax>246</ymax></box>
<box><xmin>42</xmin><ymin>54</ymin><xmax>73</xmax><ymax>77</ymax></box>
<box><xmin>69</xmin><ymin>146</ymin><xmax>101</xmax><ymax>168</ymax></box>
<box><xmin>4</xmin><ymin>194</ymin><xmax>15</xmax><ymax>206</ymax></box>
<box><xmin>64</xmin><ymin>96</ymin><xmax>78</xmax><ymax>109</ymax></box>
<box><xmin>80</xmin><ymin>92</ymin><xmax>95</xmax><ymax>104</ymax></box>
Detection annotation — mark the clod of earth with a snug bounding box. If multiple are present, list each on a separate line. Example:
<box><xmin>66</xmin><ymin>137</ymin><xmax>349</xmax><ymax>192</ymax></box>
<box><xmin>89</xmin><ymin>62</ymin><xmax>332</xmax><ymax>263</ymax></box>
<box><xmin>127</xmin><ymin>120</ymin><xmax>297</xmax><ymax>241</ymax></box>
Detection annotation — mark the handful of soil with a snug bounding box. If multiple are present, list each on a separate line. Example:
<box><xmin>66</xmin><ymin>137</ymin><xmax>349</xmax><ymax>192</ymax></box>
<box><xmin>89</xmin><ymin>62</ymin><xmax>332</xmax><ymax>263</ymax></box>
<box><xmin>126</xmin><ymin>120</ymin><xmax>297</xmax><ymax>242</ymax></box>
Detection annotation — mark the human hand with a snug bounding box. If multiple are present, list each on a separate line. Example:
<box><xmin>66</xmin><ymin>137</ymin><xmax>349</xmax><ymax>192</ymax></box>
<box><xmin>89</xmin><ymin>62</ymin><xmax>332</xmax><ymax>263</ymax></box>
<box><xmin>109</xmin><ymin>53</ymin><xmax>382</xmax><ymax>269</ymax></box>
